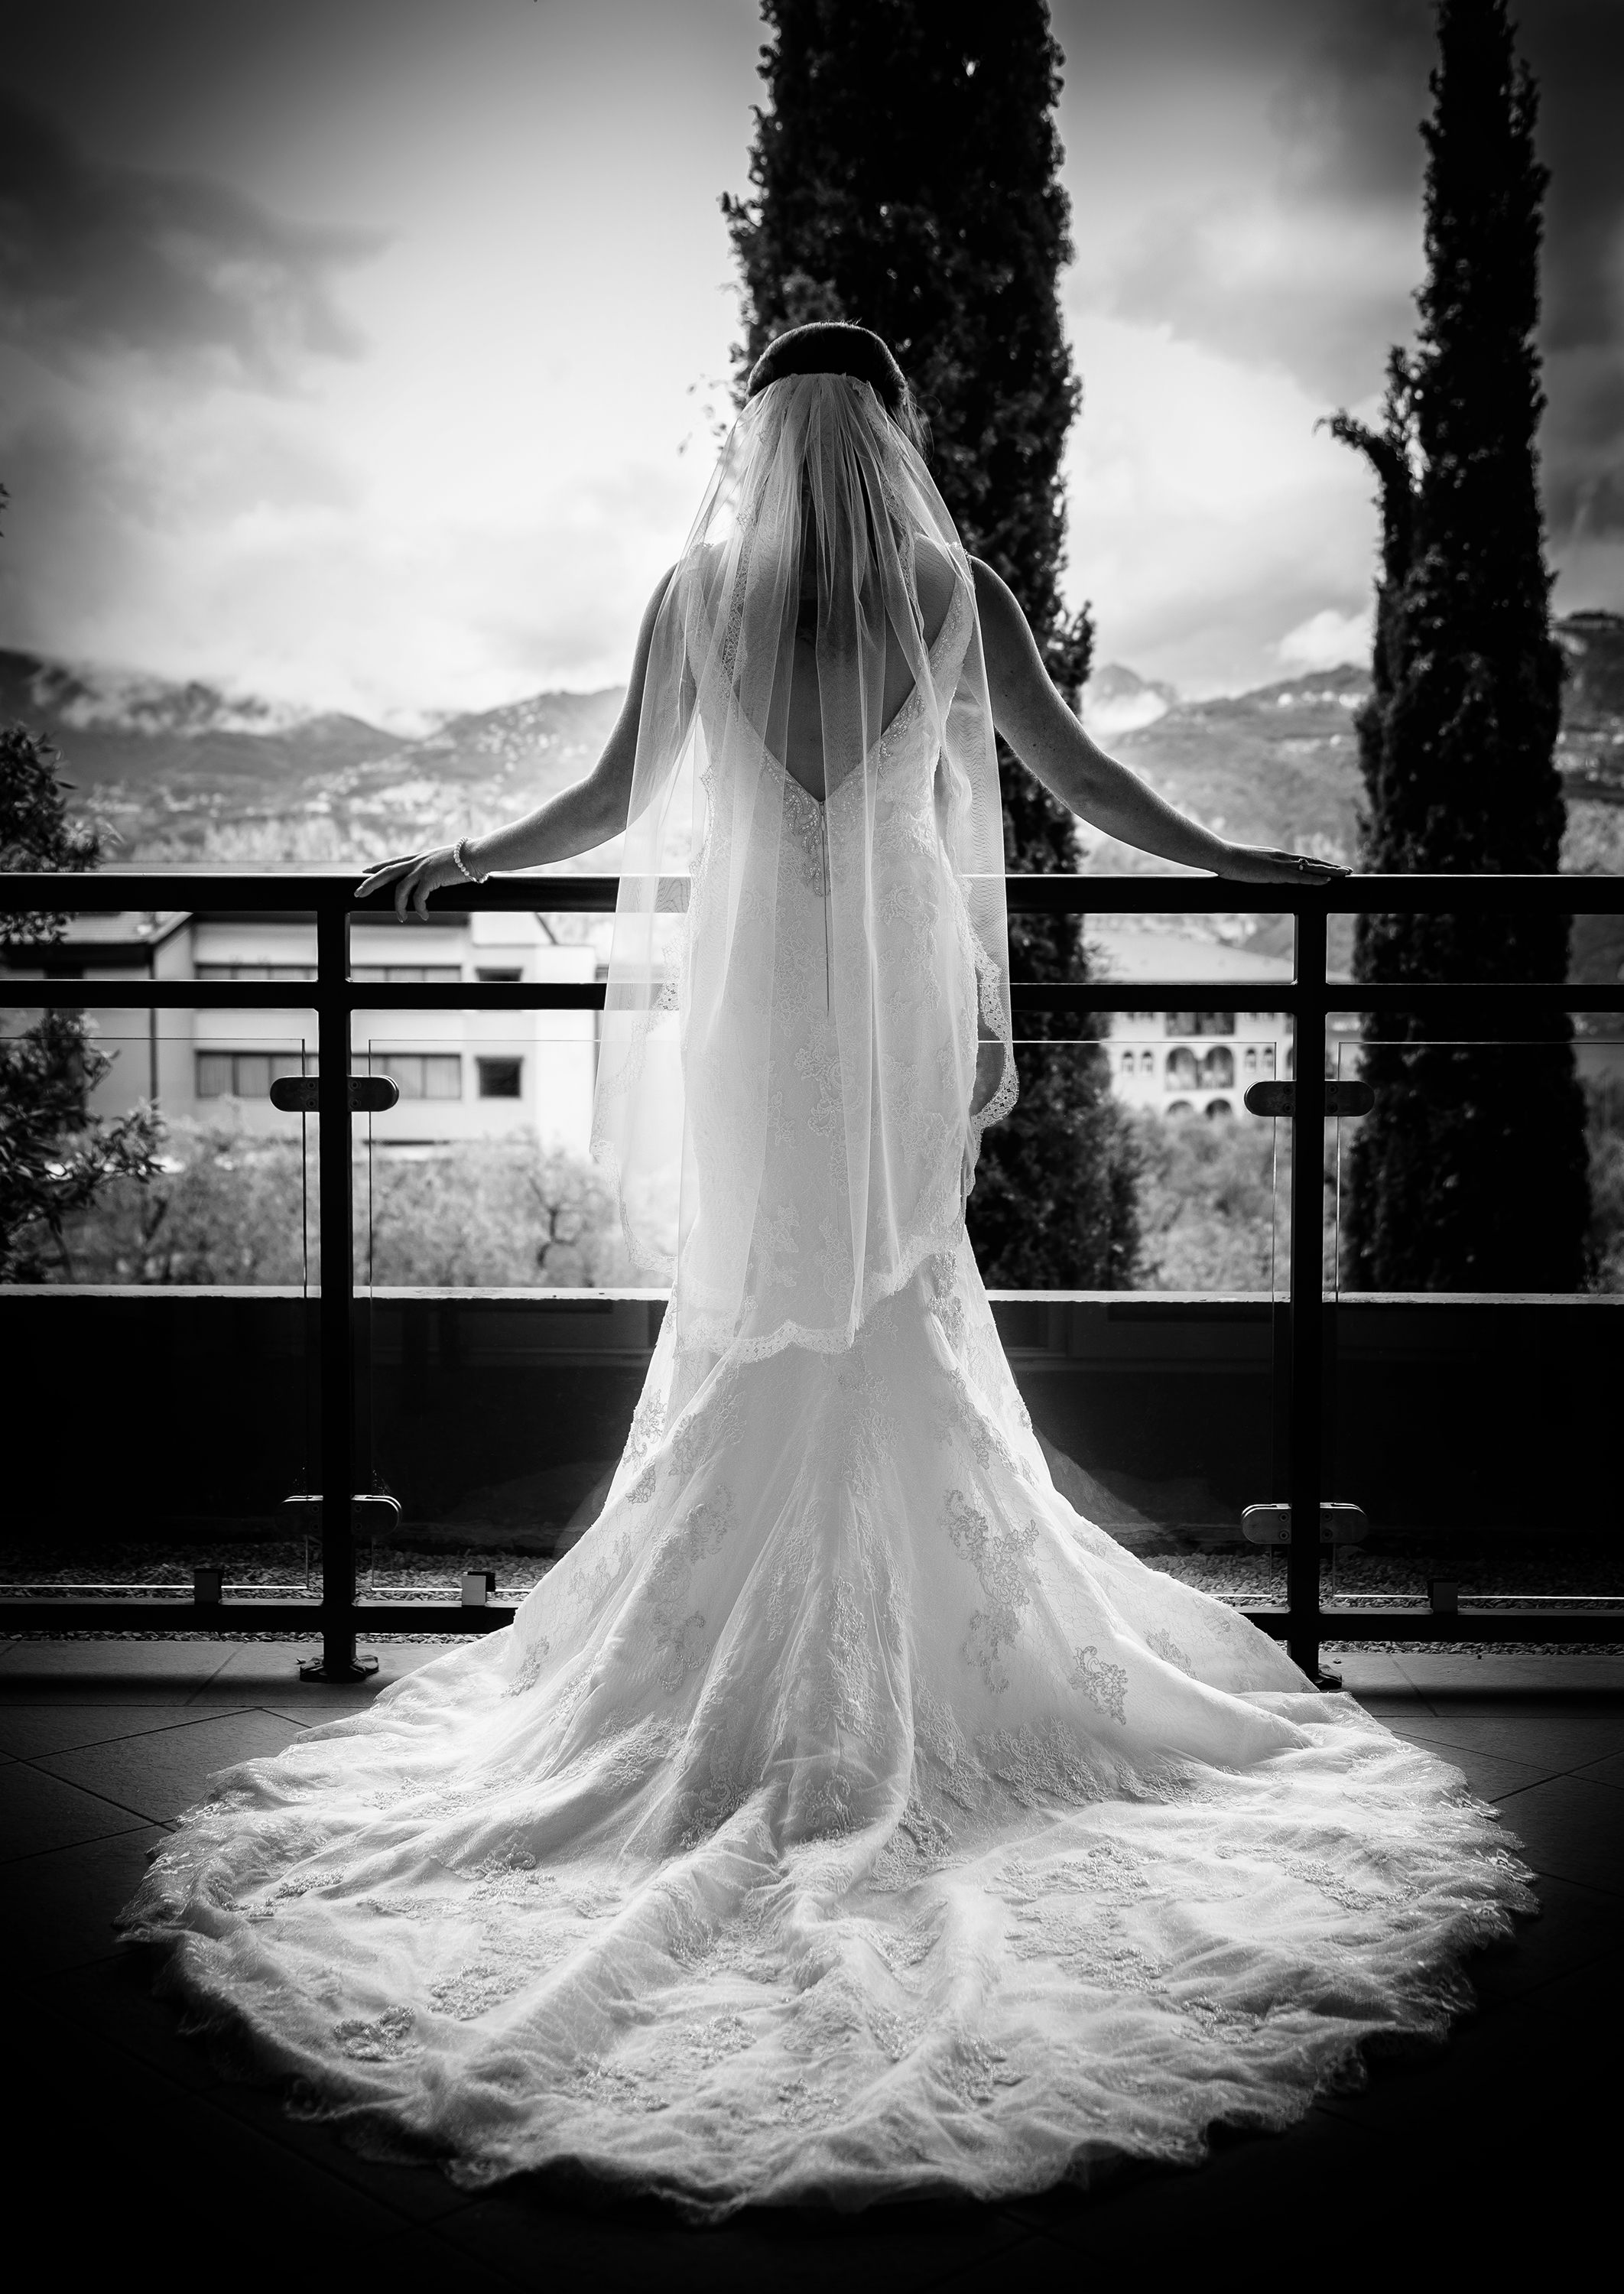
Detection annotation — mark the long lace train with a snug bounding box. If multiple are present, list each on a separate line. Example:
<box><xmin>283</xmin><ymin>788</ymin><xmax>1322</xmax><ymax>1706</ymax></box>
<box><xmin>123</xmin><ymin>1237</ymin><xmax>1531</xmax><ymax>2218</ymax></box>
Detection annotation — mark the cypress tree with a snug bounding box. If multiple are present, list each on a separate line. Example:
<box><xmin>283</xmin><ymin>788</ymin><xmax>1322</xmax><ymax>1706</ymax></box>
<box><xmin>724</xmin><ymin>0</ymin><xmax>1142</xmax><ymax>1287</ymax></box>
<box><xmin>1330</xmin><ymin>0</ymin><xmax>1588</xmax><ymax>1291</ymax></box>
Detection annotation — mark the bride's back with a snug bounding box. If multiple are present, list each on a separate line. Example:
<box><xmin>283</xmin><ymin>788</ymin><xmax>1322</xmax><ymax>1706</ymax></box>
<box><xmin>778</xmin><ymin>532</ymin><xmax>960</xmax><ymax>799</ymax></box>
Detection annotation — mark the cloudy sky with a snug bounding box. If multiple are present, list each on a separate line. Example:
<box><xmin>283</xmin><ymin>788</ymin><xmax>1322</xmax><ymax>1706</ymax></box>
<box><xmin>0</xmin><ymin>0</ymin><xmax>1619</xmax><ymax>726</ymax></box>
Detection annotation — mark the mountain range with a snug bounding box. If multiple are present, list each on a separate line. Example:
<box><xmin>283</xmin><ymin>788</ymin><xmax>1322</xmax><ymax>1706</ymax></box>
<box><xmin>2</xmin><ymin>610</ymin><xmax>1620</xmax><ymax>883</ymax></box>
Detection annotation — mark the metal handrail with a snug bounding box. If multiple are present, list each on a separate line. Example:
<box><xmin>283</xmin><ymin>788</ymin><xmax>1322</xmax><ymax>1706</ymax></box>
<box><xmin>5</xmin><ymin>866</ymin><xmax>1623</xmax><ymax>1678</ymax></box>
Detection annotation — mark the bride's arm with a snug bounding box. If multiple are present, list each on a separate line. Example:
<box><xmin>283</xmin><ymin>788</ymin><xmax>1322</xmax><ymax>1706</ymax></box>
<box><xmin>358</xmin><ymin>569</ymin><xmax>675</xmax><ymax>919</ymax></box>
<box><xmin>971</xmin><ymin>559</ymin><xmax>1346</xmax><ymax>885</ymax></box>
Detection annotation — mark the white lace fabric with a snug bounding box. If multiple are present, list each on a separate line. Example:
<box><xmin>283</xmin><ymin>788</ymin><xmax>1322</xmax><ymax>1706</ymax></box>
<box><xmin>125</xmin><ymin>1235</ymin><xmax>1531</xmax><ymax>2217</ymax></box>
<box><xmin>592</xmin><ymin>372</ymin><xmax>1014</xmax><ymax>1364</ymax></box>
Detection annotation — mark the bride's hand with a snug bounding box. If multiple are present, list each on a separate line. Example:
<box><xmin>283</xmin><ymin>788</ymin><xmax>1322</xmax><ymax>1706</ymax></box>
<box><xmin>1213</xmin><ymin>843</ymin><xmax>1351</xmax><ymax>885</ymax></box>
<box><xmin>356</xmin><ymin>847</ymin><xmax>468</xmax><ymax>920</ymax></box>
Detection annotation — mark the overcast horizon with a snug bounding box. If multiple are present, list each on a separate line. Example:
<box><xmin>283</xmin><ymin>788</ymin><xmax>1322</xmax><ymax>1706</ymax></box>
<box><xmin>1</xmin><ymin>0</ymin><xmax>1620</xmax><ymax>730</ymax></box>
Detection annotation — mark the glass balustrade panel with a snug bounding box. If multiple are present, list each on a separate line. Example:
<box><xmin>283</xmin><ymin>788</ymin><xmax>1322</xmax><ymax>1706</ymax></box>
<box><xmin>1322</xmin><ymin>1028</ymin><xmax>1624</xmax><ymax>1630</ymax></box>
<box><xmin>0</xmin><ymin>1006</ymin><xmax>317</xmax><ymax>1611</ymax></box>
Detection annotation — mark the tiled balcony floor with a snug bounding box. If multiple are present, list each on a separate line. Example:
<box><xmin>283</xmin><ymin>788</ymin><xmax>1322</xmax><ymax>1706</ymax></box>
<box><xmin>4</xmin><ymin>1638</ymin><xmax>1617</xmax><ymax>2290</ymax></box>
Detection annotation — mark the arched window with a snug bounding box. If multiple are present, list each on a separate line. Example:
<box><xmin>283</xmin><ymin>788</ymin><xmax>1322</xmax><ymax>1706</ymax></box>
<box><xmin>1165</xmin><ymin>1046</ymin><xmax>1198</xmax><ymax>1090</ymax></box>
<box><xmin>1199</xmin><ymin>1045</ymin><xmax>1235</xmax><ymax>1088</ymax></box>
<box><xmin>1120</xmin><ymin>1050</ymin><xmax>1135</xmax><ymax>1075</ymax></box>
<box><xmin>1165</xmin><ymin>1098</ymin><xmax>1194</xmax><ymax>1118</ymax></box>
<box><xmin>1140</xmin><ymin>1051</ymin><xmax>1155</xmax><ymax>1075</ymax></box>
<box><xmin>1263</xmin><ymin>1045</ymin><xmax>1276</xmax><ymax>1074</ymax></box>
<box><xmin>1244</xmin><ymin>1047</ymin><xmax>1258</xmax><ymax>1073</ymax></box>
<box><xmin>1204</xmin><ymin>1097</ymin><xmax>1233</xmax><ymax>1120</ymax></box>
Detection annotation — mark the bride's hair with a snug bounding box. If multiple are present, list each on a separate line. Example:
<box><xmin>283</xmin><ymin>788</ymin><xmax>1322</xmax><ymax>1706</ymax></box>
<box><xmin>745</xmin><ymin>323</ymin><xmax>928</xmax><ymax>453</ymax></box>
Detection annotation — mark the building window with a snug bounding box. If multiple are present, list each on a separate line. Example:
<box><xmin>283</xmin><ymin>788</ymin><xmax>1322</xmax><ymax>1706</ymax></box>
<box><xmin>1140</xmin><ymin>1051</ymin><xmax>1155</xmax><ymax>1075</ymax></box>
<box><xmin>379</xmin><ymin>1053</ymin><xmax>462</xmax><ymax>1100</ymax></box>
<box><xmin>1198</xmin><ymin>1045</ymin><xmax>1235</xmax><ymax>1088</ymax></box>
<box><xmin>1120</xmin><ymin>1051</ymin><xmax>1135</xmax><ymax>1075</ymax></box>
<box><xmin>1165</xmin><ymin>1046</ymin><xmax>1198</xmax><ymax>1090</ymax></box>
<box><xmin>1244</xmin><ymin>1047</ymin><xmax>1259</xmax><ymax>1073</ymax></box>
<box><xmin>1204</xmin><ymin>1097</ymin><xmax>1233</xmax><ymax>1120</ymax></box>
<box><xmin>351</xmin><ymin>965</ymin><xmax>463</xmax><ymax>983</ymax></box>
<box><xmin>1165</xmin><ymin>1098</ymin><xmax>1194</xmax><ymax>1119</ymax></box>
<box><xmin>475</xmin><ymin>967</ymin><xmax>522</xmax><ymax>983</ymax></box>
<box><xmin>476</xmin><ymin>1057</ymin><xmax>522</xmax><ymax>1099</ymax></box>
<box><xmin>197</xmin><ymin>1051</ymin><xmax>307</xmax><ymax>1098</ymax></box>
<box><xmin>197</xmin><ymin>963</ymin><xmax>318</xmax><ymax>981</ymax></box>
<box><xmin>1166</xmin><ymin>1012</ymin><xmax>1235</xmax><ymax>1038</ymax></box>
<box><xmin>1263</xmin><ymin>1045</ymin><xmax>1277</xmax><ymax>1074</ymax></box>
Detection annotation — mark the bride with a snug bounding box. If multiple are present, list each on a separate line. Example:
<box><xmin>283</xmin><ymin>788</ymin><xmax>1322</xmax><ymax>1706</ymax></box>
<box><xmin>124</xmin><ymin>324</ymin><xmax>1529</xmax><ymax>2218</ymax></box>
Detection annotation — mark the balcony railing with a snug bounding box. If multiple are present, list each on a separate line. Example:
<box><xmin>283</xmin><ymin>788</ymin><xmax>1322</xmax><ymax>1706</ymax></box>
<box><xmin>4</xmin><ymin>866</ymin><xmax>1621</xmax><ymax>1681</ymax></box>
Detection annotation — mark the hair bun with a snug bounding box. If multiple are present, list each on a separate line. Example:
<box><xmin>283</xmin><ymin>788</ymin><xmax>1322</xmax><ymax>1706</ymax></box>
<box><xmin>746</xmin><ymin>323</ymin><xmax>925</xmax><ymax>452</ymax></box>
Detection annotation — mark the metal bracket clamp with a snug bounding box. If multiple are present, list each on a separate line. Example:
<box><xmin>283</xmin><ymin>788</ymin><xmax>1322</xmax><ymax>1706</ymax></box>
<box><xmin>1242</xmin><ymin>1503</ymin><xmax>1368</xmax><ymax>1547</ymax></box>
<box><xmin>283</xmin><ymin>1493</ymin><xmax>404</xmax><ymax>1522</ymax></box>
<box><xmin>1243</xmin><ymin>1080</ymin><xmax>1374</xmax><ymax>1118</ymax></box>
<box><xmin>269</xmin><ymin>1074</ymin><xmax>401</xmax><ymax>1113</ymax></box>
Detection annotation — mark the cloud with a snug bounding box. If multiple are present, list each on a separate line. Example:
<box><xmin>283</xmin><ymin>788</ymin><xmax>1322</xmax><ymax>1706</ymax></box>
<box><xmin>0</xmin><ymin>87</ymin><xmax>383</xmax><ymax>387</ymax></box>
<box><xmin>1277</xmin><ymin>606</ymin><xmax>1373</xmax><ymax>671</ymax></box>
<box><xmin>1056</xmin><ymin>0</ymin><xmax>1624</xmax><ymax>568</ymax></box>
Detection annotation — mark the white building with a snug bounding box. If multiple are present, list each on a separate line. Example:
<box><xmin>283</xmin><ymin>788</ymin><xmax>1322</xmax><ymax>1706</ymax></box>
<box><xmin>1108</xmin><ymin>1009</ymin><xmax>1288</xmax><ymax>1122</ymax></box>
<box><xmin>1088</xmin><ymin>924</ymin><xmax>1296</xmax><ymax>1123</ymax></box>
<box><xmin>3</xmin><ymin>905</ymin><xmax>600</xmax><ymax>1153</ymax></box>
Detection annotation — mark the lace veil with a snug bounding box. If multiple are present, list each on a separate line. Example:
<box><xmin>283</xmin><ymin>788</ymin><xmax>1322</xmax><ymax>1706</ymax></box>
<box><xmin>591</xmin><ymin>371</ymin><xmax>1014</xmax><ymax>1360</ymax></box>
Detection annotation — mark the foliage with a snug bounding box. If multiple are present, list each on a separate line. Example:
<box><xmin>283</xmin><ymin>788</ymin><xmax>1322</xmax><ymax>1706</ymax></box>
<box><xmin>724</xmin><ymin>0</ymin><xmax>1139</xmax><ymax>1286</ymax></box>
<box><xmin>363</xmin><ymin>1137</ymin><xmax>632</xmax><ymax>1288</ymax></box>
<box><xmin>970</xmin><ymin>1043</ymin><xmax>1145</xmax><ymax>1288</ymax></box>
<box><xmin>39</xmin><ymin>1118</ymin><xmax>632</xmax><ymax>1289</ymax></box>
<box><xmin>0</xmin><ymin>1011</ymin><xmax>165</xmax><ymax>1278</ymax></box>
<box><xmin>1133</xmin><ymin>1114</ymin><xmax>1278</xmax><ymax>1293</ymax></box>
<box><xmin>1330</xmin><ymin>0</ymin><xmax>1589</xmax><ymax>1289</ymax></box>
<box><xmin>1587</xmin><ymin>1080</ymin><xmax>1624</xmax><ymax>1293</ymax></box>
<box><xmin>0</xmin><ymin>720</ymin><xmax>102</xmax><ymax>946</ymax></box>
<box><xmin>1134</xmin><ymin>1113</ymin><xmax>1350</xmax><ymax>1295</ymax></box>
<box><xmin>1</xmin><ymin>716</ymin><xmax>164</xmax><ymax>1277</ymax></box>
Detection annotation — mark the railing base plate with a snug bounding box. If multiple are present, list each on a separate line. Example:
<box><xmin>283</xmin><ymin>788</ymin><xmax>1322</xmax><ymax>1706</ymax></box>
<box><xmin>298</xmin><ymin>1652</ymin><xmax>379</xmax><ymax>1684</ymax></box>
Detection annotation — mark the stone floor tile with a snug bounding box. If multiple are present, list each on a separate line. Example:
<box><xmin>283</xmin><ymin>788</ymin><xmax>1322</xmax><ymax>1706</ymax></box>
<box><xmin>19</xmin><ymin>2003</ymin><xmax>417</xmax><ymax>2270</ymax></box>
<box><xmin>438</xmin><ymin>2185</ymin><xmax>1032</xmax><ymax>2294</ymax></box>
<box><xmin>1377</xmin><ymin>1729</ymin><xmax>1554</xmax><ymax>1802</ymax></box>
<box><xmin>1320</xmin><ymin>1650</ymin><xmax>1415</xmax><ymax>1692</ymax></box>
<box><xmin>0</xmin><ymin>1821</ymin><xmax>167</xmax><ymax>1974</ymax></box>
<box><xmin>0</xmin><ymin>1758</ymin><xmax>151</xmax><ymax>1860</ymax></box>
<box><xmin>1320</xmin><ymin>1964</ymin><xmax>1616</xmax><ymax>2152</ymax></box>
<box><xmin>203</xmin><ymin>1638</ymin><xmax>463</xmax><ymax>1702</ymax></box>
<box><xmin>1395</xmin><ymin>1654</ymin><xmax>1624</xmax><ymax>1701</ymax></box>
<box><xmin>0</xmin><ymin>1638</ymin><xmax>239</xmax><ymax>1691</ymax></box>
<box><xmin>0</xmin><ymin>1702</ymin><xmax>223</xmax><ymax>1759</ymax></box>
<box><xmin>1571</xmin><ymin>1749</ymin><xmax>1624</xmax><ymax>1789</ymax></box>
<box><xmin>211</xmin><ymin>2084</ymin><xmax>478</xmax><ymax>2224</ymax></box>
<box><xmin>999</xmin><ymin>2107</ymin><xmax>1405</xmax><ymax>2263</ymax></box>
<box><xmin>362</xmin><ymin>2224</ymin><xmax>518</xmax><ymax>2291</ymax></box>
<box><xmin>1383</xmin><ymin>1712</ymin><xmax>1624</xmax><ymax>1775</ymax></box>
<box><xmin>1489</xmin><ymin>1772</ymin><xmax>1624</xmax><ymax>1893</ymax></box>
<box><xmin>1465</xmin><ymin>1874</ymin><xmax>1619</xmax><ymax>2006</ymax></box>
<box><xmin>52</xmin><ymin>1947</ymin><xmax>232</xmax><ymax>2092</ymax></box>
<box><xmin>33</xmin><ymin>1706</ymin><xmax>306</xmax><ymax>1824</ymax></box>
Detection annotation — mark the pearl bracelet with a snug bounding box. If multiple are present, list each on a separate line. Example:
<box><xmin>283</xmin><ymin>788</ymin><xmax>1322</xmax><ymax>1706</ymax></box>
<box><xmin>451</xmin><ymin>837</ymin><xmax>490</xmax><ymax>885</ymax></box>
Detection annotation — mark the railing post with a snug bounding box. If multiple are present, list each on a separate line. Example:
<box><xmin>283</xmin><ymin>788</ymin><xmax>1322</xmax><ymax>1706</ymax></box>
<box><xmin>310</xmin><ymin>890</ymin><xmax>365</xmax><ymax>1680</ymax></box>
<box><xmin>1287</xmin><ymin>898</ymin><xmax>1329</xmax><ymax>1681</ymax></box>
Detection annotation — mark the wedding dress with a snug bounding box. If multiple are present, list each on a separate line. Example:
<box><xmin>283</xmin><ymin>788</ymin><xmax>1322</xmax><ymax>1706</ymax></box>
<box><xmin>124</xmin><ymin>375</ymin><xmax>1531</xmax><ymax>2219</ymax></box>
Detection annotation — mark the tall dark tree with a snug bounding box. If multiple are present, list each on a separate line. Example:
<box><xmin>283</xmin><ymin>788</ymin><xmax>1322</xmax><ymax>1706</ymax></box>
<box><xmin>724</xmin><ymin>0</ymin><xmax>1142</xmax><ymax>1286</ymax></box>
<box><xmin>1330</xmin><ymin>0</ymin><xmax>1588</xmax><ymax>1290</ymax></box>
